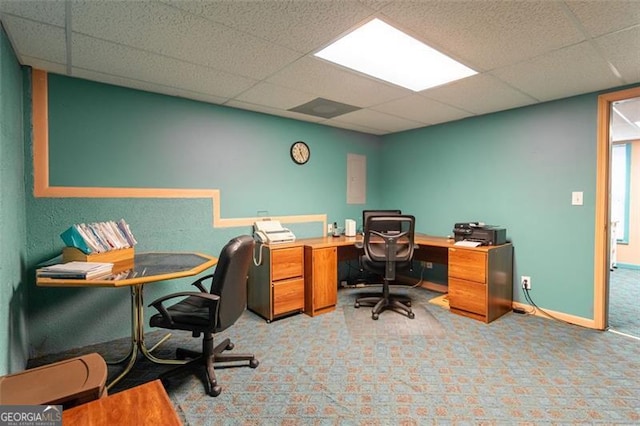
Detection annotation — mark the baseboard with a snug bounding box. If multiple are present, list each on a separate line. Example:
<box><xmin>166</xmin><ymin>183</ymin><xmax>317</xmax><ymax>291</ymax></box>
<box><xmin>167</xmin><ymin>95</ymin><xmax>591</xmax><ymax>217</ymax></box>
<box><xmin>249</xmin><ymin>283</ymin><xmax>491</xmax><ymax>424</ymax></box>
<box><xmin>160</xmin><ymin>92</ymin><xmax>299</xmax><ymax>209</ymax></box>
<box><xmin>511</xmin><ymin>301</ymin><xmax>597</xmax><ymax>329</ymax></box>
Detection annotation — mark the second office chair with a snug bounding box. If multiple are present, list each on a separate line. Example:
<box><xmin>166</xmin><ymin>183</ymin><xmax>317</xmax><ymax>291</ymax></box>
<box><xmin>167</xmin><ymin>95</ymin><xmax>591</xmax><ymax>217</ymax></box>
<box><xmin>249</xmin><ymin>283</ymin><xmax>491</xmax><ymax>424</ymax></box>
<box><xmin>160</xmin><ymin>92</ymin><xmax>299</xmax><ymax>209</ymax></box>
<box><xmin>354</xmin><ymin>215</ymin><xmax>416</xmax><ymax>320</ymax></box>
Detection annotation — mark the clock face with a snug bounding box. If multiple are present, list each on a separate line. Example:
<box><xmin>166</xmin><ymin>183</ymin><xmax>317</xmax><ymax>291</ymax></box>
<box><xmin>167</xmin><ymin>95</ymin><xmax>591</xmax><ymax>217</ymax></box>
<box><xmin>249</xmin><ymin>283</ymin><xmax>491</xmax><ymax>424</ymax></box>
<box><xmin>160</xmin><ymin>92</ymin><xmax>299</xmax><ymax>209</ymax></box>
<box><xmin>290</xmin><ymin>141</ymin><xmax>310</xmax><ymax>165</ymax></box>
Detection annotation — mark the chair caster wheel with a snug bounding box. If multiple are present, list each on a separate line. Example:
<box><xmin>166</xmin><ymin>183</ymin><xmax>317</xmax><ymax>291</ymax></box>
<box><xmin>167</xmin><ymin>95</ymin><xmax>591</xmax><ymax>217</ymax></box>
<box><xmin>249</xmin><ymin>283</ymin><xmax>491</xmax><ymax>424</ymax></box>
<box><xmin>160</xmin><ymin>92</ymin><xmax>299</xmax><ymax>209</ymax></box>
<box><xmin>372</xmin><ymin>313</ymin><xmax>379</xmax><ymax>320</ymax></box>
<box><xmin>226</xmin><ymin>342</ymin><xmax>234</xmax><ymax>351</ymax></box>
<box><xmin>250</xmin><ymin>359</ymin><xmax>259</xmax><ymax>368</ymax></box>
<box><xmin>209</xmin><ymin>385</ymin><xmax>222</xmax><ymax>397</ymax></box>
<box><xmin>408</xmin><ymin>312</ymin><xmax>415</xmax><ymax>319</ymax></box>
<box><xmin>354</xmin><ymin>302</ymin><xmax>360</xmax><ymax>308</ymax></box>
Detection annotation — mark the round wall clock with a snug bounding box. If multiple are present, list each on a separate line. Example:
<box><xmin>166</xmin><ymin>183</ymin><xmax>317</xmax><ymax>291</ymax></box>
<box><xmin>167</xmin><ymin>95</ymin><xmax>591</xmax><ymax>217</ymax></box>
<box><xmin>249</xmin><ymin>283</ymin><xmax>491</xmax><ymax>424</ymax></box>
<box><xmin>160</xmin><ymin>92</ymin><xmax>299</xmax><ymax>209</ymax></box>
<box><xmin>290</xmin><ymin>141</ymin><xmax>310</xmax><ymax>165</ymax></box>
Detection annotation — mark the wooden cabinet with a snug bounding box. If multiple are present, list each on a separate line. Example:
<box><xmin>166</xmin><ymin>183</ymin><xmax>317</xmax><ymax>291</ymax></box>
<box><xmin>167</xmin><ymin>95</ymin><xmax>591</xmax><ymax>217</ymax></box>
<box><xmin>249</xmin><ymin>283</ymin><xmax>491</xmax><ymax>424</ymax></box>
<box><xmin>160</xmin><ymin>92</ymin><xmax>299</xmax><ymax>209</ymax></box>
<box><xmin>304</xmin><ymin>246</ymin><xmax>337</xmax><ymax>316</ymax></box>
<box><xmin>447</xmin><ymin>244</ymin><xmax>513</xmax><ymax>323</ymax></box>
<box><xmin>247</xmin><ymin>245</ymin><xmax>305</xmax><ymax>322</ymax></box>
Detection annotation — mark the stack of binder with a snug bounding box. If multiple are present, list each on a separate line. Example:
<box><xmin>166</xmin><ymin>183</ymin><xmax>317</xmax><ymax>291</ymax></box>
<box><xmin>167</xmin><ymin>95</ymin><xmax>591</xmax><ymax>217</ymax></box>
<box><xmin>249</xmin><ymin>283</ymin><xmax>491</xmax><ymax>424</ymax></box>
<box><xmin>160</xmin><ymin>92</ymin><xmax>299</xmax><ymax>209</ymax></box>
<box><xmin>37</xmin><ymin>262</ymin><xmax>113</xmax><ymax>280</ymax></box>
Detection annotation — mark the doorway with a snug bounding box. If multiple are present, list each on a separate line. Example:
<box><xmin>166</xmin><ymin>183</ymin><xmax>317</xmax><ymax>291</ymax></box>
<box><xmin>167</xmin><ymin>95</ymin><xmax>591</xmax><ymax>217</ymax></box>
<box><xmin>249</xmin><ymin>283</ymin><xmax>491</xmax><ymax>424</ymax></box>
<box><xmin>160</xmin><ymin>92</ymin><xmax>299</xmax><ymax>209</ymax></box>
<box><xmin>595</xmin><ymin>86</ymin><xmax>640</xmax><ymax>335</ymax></box>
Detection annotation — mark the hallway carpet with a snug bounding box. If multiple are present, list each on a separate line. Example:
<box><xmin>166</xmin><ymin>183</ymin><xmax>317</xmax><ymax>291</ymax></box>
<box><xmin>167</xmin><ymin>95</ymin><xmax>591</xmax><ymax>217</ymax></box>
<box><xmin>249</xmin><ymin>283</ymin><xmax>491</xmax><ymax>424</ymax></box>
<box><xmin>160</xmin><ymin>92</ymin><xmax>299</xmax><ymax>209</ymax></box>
<box><xmin>609</xmin><ymin>267</ymin><xmax>640</xmax><ymax>338</ymax></box>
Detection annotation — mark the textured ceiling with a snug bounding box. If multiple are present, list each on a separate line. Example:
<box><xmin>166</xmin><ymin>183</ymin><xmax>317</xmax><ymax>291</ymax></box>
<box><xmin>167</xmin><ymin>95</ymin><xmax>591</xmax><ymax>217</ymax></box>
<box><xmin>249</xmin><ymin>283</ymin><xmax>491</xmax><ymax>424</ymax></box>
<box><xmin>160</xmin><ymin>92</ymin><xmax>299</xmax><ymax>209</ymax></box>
<box><xmin>1</xmin><ymin>0</ymin><xmax>639</xmax><ymax>137</ymax></box>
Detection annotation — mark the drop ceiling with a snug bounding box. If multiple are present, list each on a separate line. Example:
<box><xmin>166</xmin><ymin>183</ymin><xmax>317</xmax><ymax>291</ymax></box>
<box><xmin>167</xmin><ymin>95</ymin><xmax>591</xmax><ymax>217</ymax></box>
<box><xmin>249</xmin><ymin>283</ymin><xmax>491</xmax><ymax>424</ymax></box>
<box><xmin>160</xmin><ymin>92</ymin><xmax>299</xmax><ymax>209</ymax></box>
<box><xmin>1</xmin><ymin>0</ymin><xmax>639</xmax><ymax>136</ymax></box>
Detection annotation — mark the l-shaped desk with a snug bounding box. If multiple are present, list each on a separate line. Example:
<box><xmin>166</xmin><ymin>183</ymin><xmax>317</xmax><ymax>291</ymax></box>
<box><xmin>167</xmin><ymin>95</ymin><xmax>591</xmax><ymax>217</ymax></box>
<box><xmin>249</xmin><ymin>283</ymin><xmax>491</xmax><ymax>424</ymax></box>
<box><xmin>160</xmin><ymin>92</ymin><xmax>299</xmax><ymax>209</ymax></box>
<box><xmin>248</xmin><ymin>234</ymin><xmax>513</xmax><ymax>324</ymax></box>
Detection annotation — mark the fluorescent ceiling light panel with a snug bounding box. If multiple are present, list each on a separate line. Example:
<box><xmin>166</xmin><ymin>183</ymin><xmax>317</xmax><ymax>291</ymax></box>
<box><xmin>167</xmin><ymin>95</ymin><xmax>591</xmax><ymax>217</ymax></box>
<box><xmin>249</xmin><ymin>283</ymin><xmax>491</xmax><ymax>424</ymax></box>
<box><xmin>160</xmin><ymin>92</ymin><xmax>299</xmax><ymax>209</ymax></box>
<box><xmin>315</xmin><ymin>19</ymin><xmax>477</xmax><ymax>92</ymax></box>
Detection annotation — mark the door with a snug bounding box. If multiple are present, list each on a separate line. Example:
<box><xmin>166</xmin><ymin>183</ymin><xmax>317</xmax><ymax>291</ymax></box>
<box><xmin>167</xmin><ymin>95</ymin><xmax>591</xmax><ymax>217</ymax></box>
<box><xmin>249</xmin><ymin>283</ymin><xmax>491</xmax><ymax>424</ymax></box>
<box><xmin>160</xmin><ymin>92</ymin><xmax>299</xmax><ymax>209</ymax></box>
<box><xmin>595</xmin><ymin>86</ymin><xmax>640</xmax><ymax>334</ymax></box>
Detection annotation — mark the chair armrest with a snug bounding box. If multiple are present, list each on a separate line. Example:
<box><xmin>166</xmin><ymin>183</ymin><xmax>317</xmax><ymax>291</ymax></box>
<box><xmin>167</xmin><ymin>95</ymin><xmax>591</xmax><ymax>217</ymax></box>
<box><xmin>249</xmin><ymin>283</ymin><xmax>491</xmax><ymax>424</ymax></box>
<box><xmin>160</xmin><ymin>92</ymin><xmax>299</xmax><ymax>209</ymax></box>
<box><xmin>148</xmin><ymin>292</ymin><xmax>220</xmax><ymax>325</ymax></box>
<box><xmin>191</xmin><ymin>274</ymin><xmax>215</xmax><ymax>293</ymax></box>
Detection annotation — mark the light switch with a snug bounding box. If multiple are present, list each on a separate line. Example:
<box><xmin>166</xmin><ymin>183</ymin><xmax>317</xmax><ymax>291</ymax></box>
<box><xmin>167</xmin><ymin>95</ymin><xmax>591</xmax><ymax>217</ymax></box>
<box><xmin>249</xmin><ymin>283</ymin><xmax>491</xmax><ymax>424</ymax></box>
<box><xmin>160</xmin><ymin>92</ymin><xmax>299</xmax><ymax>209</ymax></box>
<box><xmin>572</xmin><ymin>191</ymin><xmax>583</xmax><ymax>206</ymax></box>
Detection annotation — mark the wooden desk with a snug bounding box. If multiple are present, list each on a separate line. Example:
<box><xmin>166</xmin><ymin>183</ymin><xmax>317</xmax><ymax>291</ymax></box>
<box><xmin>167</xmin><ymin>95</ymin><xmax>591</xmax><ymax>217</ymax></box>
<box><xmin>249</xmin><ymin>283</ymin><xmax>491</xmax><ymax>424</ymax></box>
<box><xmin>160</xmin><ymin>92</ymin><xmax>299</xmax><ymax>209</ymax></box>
<box><xmin>62</xmin><ymin>379</ymin><xmax>182</xmax><ymax>425</ymax></box>
<box><xmin>36</xmin><ymin>252</ymin><xmax>218</xmax><ymax>388</ymax></box>
<box><xmin>248</xmin><ymin>235</ymin><xmax>513</xmax><ymax>323</ymax></box>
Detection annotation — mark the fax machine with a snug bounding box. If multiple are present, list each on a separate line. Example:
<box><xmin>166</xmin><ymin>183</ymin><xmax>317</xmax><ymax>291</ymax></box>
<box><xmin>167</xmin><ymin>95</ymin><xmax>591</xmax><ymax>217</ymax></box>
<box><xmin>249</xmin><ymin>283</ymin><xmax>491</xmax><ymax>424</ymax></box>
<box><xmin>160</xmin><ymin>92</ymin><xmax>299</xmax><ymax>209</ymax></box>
<box><xmin>453</xmin><ymin>222</ymin><xmax>506</xmax><ymax>246</ymax></box>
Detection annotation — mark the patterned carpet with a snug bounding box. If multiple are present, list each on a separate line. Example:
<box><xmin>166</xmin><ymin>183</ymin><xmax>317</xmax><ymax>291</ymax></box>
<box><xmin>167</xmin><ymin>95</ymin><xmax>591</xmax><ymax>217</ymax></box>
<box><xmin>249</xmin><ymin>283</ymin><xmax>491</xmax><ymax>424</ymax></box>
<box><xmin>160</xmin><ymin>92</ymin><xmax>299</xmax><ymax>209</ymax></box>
<box><xmin>29</xmin><ymin>287</ymin><xmax>640</xmax><ymax>425</ymax></box>
<box><xmin>608</xmin><ymin>267</ymin><xmax>640</xmax><ymax>338</ymax></box>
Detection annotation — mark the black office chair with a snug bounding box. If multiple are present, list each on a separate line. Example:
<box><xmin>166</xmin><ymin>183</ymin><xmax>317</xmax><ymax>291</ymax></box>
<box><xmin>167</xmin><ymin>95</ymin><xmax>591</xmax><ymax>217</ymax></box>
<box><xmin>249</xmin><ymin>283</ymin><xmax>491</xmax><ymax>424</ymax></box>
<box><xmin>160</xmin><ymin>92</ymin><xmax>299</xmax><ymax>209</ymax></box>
<box><xmin>148</xmin><ymin>235</ymin><xmax>259</xmax><ymax>397</ymax></box>
<box><xmin>354</xmin><ymin>215</ymin><xmax>416</xmax><ymax>320</ymax></box>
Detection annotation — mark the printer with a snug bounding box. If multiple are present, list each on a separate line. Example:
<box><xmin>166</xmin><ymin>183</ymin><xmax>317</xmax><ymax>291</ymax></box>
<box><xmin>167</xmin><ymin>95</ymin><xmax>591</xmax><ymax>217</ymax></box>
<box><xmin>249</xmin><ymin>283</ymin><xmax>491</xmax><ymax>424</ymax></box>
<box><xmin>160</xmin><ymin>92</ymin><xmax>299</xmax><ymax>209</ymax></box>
<box><xmin>453</xmin><ymin>222</ymin><xmax>507</xmax><ymax>246</ymax></box>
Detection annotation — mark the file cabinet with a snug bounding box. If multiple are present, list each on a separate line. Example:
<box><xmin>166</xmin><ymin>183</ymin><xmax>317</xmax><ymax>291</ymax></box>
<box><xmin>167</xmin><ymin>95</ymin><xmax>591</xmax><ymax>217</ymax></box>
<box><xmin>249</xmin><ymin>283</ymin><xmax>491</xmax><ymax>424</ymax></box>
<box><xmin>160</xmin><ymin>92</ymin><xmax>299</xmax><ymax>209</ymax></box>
<box><xmin>447</xmin><ymin>243</ymin><xmax>513</xmax><ymax>323</ymax></box>
<box><xmin>247</xmin><ymin>244</ymin><xmax>305</xmax><ymax>322</ymax></box>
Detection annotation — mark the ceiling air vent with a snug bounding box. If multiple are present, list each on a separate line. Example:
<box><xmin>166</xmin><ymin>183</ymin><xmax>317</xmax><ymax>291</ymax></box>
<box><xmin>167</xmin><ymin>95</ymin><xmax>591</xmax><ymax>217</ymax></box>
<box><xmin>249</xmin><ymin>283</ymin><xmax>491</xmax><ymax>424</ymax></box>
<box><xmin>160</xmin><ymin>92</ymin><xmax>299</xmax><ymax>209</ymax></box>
<box><xmin>288</xmin><ymin>97</ymin><xmax>361</xmax><ymax>119</ymax></box>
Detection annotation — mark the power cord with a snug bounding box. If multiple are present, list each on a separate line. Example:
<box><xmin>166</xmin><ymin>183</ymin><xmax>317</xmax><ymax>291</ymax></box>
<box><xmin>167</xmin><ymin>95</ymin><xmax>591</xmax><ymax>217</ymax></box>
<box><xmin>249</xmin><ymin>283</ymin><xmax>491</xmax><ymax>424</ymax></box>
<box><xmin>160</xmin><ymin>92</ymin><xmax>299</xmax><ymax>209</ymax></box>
<box><xmin>253</xmin><ymin>241</ymin><xmax>265</xmax><ymax>266</ymax></box>
<box><xmin>408</xmin><ymin>261</ymin><xmax>426</xmax><ymax>288</ymax></box>
<box><xmin>522</xmin><ymin>287</ymin><xmax>579</xmax><ymax>327</ymax></box>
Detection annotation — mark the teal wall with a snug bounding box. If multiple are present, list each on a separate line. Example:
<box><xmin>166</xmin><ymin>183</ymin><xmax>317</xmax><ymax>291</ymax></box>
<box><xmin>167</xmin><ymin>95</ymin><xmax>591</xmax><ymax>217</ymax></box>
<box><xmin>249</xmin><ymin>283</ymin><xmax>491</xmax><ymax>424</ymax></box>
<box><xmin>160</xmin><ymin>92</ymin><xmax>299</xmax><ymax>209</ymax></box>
<box><xmin>0</xmin><ymin>25</ymin><xmax>28</xmax><ymax>374</ymax></box>
<box><xmin>25</xmin><ymin>74</ymin><xmax>383</xmax><ymax>356</ymax></box>
<box><xmin>381</xmin><ymin>96</ymin><xmax>599</xmax><ymax>318</ymax></box>
<box><xmin>12</xmin><ymin>60</ymin><xmax>637</xmax><ymax>358</ymax></box>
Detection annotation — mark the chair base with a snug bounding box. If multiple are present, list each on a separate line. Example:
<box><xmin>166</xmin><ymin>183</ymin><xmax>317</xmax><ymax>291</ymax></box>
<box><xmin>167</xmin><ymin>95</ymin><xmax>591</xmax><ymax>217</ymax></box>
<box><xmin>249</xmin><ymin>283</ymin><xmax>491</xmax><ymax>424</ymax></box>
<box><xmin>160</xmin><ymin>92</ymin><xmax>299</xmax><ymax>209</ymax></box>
<box><xmin>160</xmin><ymin>336</ymin><xmax>258</xmax><ymax>397</ymax></box>
<box><xmin>355</xmin><ymin>287</ymin><xmax>414</xmax><ymax>320</ymax></box>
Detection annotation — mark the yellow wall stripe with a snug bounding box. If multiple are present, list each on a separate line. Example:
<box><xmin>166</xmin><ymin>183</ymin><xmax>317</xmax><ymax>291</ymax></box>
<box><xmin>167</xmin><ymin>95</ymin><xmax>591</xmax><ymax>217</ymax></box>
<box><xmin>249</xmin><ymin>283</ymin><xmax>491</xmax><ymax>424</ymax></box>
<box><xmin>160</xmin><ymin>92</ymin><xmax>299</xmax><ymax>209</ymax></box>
<box><xmin>31</xmin><ymin>69</ymin><xmax>327</xmax><ymax>230</ymax></box>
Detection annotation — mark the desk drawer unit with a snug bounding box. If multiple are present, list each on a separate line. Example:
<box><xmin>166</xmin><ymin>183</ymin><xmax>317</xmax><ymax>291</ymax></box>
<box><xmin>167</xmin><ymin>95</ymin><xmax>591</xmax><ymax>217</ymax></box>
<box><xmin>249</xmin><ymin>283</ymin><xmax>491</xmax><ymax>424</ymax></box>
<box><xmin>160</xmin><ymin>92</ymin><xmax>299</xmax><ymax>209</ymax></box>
<box><xmin>271</xmin><ymin>248</ymin><xmax>304</xmax><ymax>281</ymax></box>
<box><xmin>248</xmin><ymin>245</ymin><xmax>305</xmax><ymax>322</ymax></box>
<box><xmin>448</xmin><ymin>277</ymin><xmax>486</xmax><ymax>317</ymax></box>
<box><xmin>447</xmin><ymin>244</ymin><xmax>513</xmax><ymax>323</ymax></box>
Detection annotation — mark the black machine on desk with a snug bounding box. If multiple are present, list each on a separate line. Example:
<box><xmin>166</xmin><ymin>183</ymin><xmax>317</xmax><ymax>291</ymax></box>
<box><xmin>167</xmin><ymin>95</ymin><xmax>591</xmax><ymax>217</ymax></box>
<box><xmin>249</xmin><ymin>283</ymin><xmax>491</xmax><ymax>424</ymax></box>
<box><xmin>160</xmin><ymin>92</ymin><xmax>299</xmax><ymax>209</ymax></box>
<box><xmin>453</xmin><ymin>222</ymin><xmax>507</xmax><ymax>246</ymax></box>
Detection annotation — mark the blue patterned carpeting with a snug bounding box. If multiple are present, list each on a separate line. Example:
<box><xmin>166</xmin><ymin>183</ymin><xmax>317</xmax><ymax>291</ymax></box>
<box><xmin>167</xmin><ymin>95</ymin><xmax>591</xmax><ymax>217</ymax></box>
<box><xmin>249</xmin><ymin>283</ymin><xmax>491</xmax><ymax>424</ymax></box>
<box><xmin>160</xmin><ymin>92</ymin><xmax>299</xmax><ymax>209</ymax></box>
<box><xmin>609</xmin><ymin>267</ymin><xmax>640</xmax><ymax>338</ymax></box>
<box><xmin>29</xmin><ymin>287</ymin><xmax>640</xmax><ymax>425</ymax></box>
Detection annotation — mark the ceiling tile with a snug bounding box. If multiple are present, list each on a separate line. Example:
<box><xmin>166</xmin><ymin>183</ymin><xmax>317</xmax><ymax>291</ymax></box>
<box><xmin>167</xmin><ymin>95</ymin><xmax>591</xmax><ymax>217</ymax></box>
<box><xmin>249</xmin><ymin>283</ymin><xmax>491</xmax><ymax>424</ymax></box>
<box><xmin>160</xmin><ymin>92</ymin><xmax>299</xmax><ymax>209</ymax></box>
<box><xmin>72</xmin><ymin>67</ymin><xmax>229</xmax><ymax>105</ymax></box>
<box><xmin>0</xmin><ymin>0</ymin><xmax>66</xmax><ymax>26</ymax></box>
<box><xmin>422</xmin><ymin>74</ymin><xmax>538</xmax><ymax>115</ymax></box>
<box><xmin>234</xmin><ymin>82</ymin><xmax>316</xmax><ymax>111</ymax></box>
<box><xmin>266</xmin><ymin>56</ymin><xmax>409</xmax><ymax>108</ymax></box>
<box><xmin>379</xmin><ymin>0</ymin><xmax>585</xmax><ymax>70</ymax></box>
<box><xmin>490</xmin><ymin>42</ymin><xmax>624</xmax><ymax>102</ymax></box>
<box><xmin>1</xmin><ymin>15</ymin><xmax>66</xmax><ymax>64</ymax></box>
<box><xmin>595</xmin><ymin>26</ymin><xmax>640</xmax><ymax>84</ymax></box>
<box><xmin>320</xmin><ymin>118</ymin><xmax>390</xmax><ymax>135</ymax></box>
<box><xmin>70</xmin><ymin>0</ymin><xmax>301</xmax><ymax>81</ymax></box>
<box><xmin>565</xmin><ymin>0</ymin><xmax>640</xmax><ymax>37</ymax></box>
<box><xmin>225</xmin><ymin>99</ymin><xmax>325</xmax><ymax>124</ymax></box>
<box><xmin>162</xmin><ymin>0</ymin><xmax>376</xmax><ymax>54</ymax></box>
<box><xmin>372</xmin><ymin>95</ymin><xmax>472</xmax><ymax>126</ymax></box>
<box><xmin>331</xmin><ymin>108</ymin><xmax>425</xmax><ymax>134</ymax></box>
<box><xmin>71</xmin><ymin>34</ymin><xmax>256</xmax><ymax>98</ymax></box>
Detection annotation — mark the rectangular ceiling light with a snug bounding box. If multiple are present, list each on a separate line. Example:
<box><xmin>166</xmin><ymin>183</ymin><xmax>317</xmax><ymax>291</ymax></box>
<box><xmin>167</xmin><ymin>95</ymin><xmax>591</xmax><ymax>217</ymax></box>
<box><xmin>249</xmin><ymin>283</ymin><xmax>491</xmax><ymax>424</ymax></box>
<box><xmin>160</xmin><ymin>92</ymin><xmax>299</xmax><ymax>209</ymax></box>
<box><xmin>315</xmin><ymin>18</ymin><xmax>477</xmax><ymax>92</ymax></box>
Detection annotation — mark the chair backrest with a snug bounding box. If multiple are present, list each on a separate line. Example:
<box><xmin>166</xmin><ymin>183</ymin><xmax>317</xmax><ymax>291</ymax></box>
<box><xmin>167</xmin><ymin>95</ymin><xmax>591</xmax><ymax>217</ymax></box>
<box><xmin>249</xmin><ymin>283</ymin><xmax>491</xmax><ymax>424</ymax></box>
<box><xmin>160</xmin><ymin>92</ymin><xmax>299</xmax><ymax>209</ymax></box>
<box><xmin>363</xmin><ymin>215</ymin><xmax>415</xmax><ymax>280</ymax></box>
<box><xmin>362</xmin><ymin>209</ymin><xmax>401</xmax><ymax>234</ymax></box>
<box><xmin>208</xmin><ymin>235</ymin><xmax>255</xmax><ymax>331</ymax></box>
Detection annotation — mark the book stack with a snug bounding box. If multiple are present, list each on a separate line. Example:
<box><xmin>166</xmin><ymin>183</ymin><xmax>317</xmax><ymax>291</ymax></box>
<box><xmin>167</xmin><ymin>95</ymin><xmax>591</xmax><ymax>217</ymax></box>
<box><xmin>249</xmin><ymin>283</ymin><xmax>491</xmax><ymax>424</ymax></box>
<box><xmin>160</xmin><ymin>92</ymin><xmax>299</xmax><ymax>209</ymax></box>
<box><xmin>61</xmin><ymin>219</ymin><xmax>137</xmax><ymax>254</ymax></box>
<box><xmin>37</xmin><ymin>261</ymin><xmax>113</xmax><ymax>280</ymax></box>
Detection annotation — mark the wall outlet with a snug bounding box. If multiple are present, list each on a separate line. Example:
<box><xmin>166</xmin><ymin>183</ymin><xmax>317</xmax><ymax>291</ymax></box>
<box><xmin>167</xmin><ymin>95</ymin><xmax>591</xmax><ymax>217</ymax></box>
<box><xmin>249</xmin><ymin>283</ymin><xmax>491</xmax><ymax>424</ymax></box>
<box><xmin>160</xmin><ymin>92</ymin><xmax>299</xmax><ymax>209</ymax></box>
<box><xmin>327</xmin><ymin>223</ymin><xmax>334</xmax><ymax>234</ymax></box>
<box><xmin>521</xmin><ymin>276</ymin><xmax>531</xmax><ymax>290</ymax></box>
<box><xmin>425</xmin><ymin>262</ymin><xmax>433</xmax><ymax>269</ymax></box>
